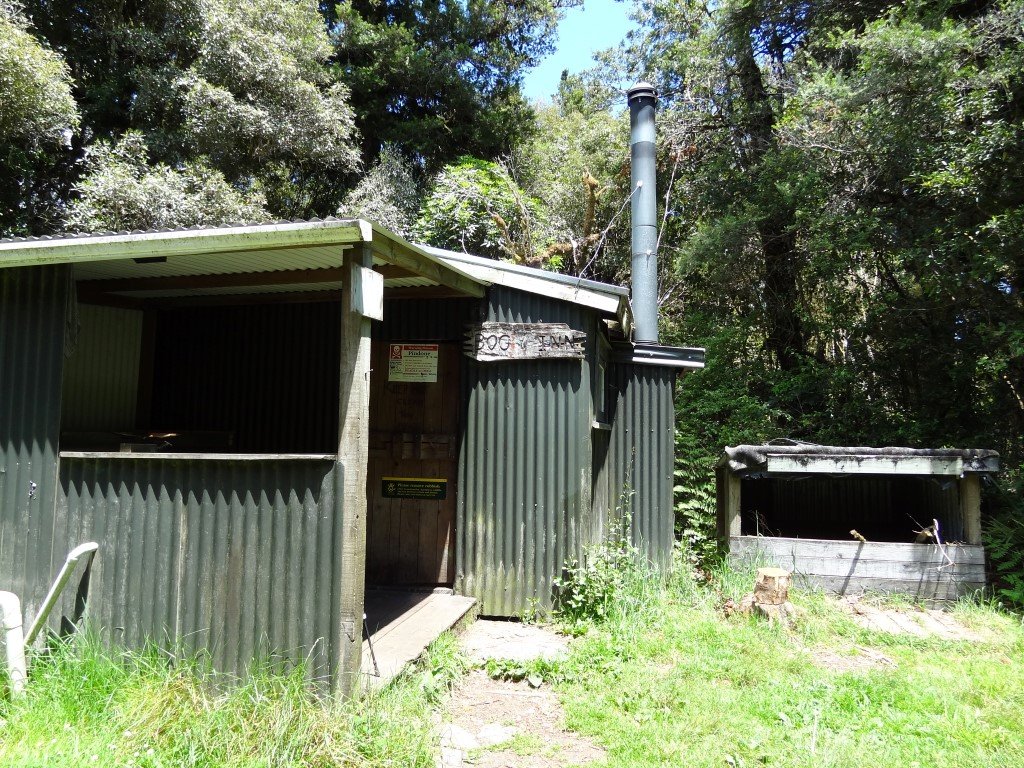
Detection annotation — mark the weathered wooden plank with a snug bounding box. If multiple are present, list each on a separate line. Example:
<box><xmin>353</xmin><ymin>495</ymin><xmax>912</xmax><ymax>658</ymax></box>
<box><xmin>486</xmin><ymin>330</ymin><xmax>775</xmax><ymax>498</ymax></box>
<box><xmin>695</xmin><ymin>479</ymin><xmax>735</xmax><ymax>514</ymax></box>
<box><xmin>729</xmin><ymin>535</ymin><xmax>986</xmax><ymax>601</ymax></box>
<box><xmin>960</xmin><ymin>475</ymin><xmax>982</xmax><ymax>545</ymax></box>
<box><xmin>765</xmin><ymin>454</ymin><xmax>963</xmax><ymax>475</ymax></box>
<box><xmin>736</xmin><ymin>554</ymin><xmax>985</xmax><ymax>580</ymax></box>
<box><xmin>726</xmin><ymin>474</ymin><xmax>742</xmax><ymax>537</ymax></box>
<box><xmin>464</xmin><ymin>322</ymin><xmax>586</xmax><ymax>361</ymax></box>
<box><xmin>730</xmin><ymin>536</ymin><xmax>986</xmax><ymax>565</ymax></box>
<box><xmin>792</xmin><ymin>574</ymin><xmax>984</xmax><ymax>600</ymax></box>
<box><xmin>335</xmin><ymin>243</ymin><xmax>373</xmax><ymax>696</ymax></box>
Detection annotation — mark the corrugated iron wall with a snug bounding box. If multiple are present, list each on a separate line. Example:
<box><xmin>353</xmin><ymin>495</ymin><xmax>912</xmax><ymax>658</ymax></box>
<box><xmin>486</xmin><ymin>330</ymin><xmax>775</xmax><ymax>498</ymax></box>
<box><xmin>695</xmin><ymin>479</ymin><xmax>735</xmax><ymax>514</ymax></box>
<box><xmin>149</xmin><ymin>303</ymin><xmax>341</xmax><ymax>453</ymax></box>
<box><xmin>0</xmin><ymin>265</ymin><xmax>69</xmax><ymax>621</ymax></box>
<box><xmin>374</xmin><ymin>298</ymin><xmax>480</xmax><ymax>342</ymax></box>
<box><xmin>457</xmin><ymin>287</ymin><xmax>595</xmax><ymax>615</ymax></box>
<box><xmin>56</xmin><ymin>456</ymin><xmax>346</xmax><ymax>684</ymax></box>
<box><xmin>61</xmin><ymin>304</ymin><xmax>143</xmax><ymax>432</ymax></box>
<box><xmin>603</xmin><ymin>364</ymin><xmax>676</xmax><ymax>569</ymax></box>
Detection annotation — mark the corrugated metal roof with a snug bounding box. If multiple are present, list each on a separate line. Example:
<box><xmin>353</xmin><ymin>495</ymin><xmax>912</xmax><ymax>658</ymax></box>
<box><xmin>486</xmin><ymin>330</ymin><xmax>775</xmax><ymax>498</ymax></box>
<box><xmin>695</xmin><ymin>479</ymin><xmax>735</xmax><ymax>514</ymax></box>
<box><xmin>1</xmin><ymin>219</ymin><xmax>483</xmax><ymax>299</ymax></box>
<box><xmin>424</xmin><ymin>245</ymin><xmax>632</xmax><ymax>327</ymax></box>
<box><xmin>423</xmin><ymin>246</ymin><xmax>629</xmax><ymax>298</ymax></box>
<box><xmin>72</xmin><ymin>245</ymin><xmax>349</xmax><ymax>281</ymax></box>
<box><xmin>0</xmin><ymin>217</ymin><xmax>337</xmax><ymax>245</ymax></box>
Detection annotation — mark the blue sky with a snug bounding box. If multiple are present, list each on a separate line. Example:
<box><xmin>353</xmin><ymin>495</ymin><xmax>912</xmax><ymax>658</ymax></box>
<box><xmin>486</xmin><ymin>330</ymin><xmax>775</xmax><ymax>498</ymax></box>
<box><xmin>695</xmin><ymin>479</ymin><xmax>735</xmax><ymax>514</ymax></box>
<box><xmin>522</xmin><ymin>0</ymin><xmax>637</xmax><ymax>103</ymax></box>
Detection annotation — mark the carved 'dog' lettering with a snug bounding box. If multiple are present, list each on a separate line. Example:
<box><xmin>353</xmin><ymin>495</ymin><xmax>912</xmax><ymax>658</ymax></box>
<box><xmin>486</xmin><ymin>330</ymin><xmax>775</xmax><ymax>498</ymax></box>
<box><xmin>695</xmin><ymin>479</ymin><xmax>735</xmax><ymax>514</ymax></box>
<box><xmin>478</xmin><ymin>333</ymin><xmax>513</xmax><ymax>353</ymax></box>
<box><xmin>465</xmin><ymin>322</ymin><xmax>586</xmax><ymax>361</ymax></box>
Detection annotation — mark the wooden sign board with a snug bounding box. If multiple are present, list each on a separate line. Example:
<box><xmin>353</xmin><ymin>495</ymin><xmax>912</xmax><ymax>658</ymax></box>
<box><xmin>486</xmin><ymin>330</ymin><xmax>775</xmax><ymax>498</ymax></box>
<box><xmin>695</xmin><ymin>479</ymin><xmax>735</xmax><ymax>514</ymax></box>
<box><xmin>464</xmin><ymin>322</ymin><xmax>586</xmax><ymax>361</ymax></box>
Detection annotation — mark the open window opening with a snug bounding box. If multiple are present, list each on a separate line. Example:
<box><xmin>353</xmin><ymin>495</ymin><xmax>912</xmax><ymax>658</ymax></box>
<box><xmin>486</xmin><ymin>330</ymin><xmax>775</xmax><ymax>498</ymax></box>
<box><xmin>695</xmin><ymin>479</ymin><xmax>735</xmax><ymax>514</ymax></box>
<box><xmin>61</xmin><ymin>299</ymin><xmax>341</xmax><ymax>455</ymax></box>
<box><xmin>739</xmin><ymin>475</ymin><xmax>965</xmax><ymax>544</ymax></box>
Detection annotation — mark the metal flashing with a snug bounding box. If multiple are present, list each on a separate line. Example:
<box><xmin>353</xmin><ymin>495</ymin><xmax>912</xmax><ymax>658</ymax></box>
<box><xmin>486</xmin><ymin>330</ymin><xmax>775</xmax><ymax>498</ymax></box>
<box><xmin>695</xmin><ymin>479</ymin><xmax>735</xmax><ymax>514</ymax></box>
<box><xmin>611</xmin><ymin>342</ymin><xmax>705</xmax><ymax>369</ymax></box>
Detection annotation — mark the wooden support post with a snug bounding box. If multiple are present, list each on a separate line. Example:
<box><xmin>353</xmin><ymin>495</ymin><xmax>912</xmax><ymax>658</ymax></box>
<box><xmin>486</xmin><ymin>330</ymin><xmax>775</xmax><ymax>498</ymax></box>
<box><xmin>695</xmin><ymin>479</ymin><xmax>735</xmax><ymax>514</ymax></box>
<box><xmin>960</xmin><ymin>474</ymin><xmax>982</xmax><ymax>545</ymax></box>
<box><xmin>335</xmin><ymin>243</ymin><xmax>374</xmax><ymax>696</ymax></box>
<box><xmin>727</xmin><ymin>473</ymin><xmax>742</xmax><ymax>537</ymax></box>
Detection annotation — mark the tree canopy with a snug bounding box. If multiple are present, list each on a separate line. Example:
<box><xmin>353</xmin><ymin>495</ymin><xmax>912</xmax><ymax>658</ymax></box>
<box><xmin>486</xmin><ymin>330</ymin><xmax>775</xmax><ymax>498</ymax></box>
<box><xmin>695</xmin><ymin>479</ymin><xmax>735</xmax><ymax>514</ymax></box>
<box><xmin>1</xmin><ymin>0</ymin><xmax>1021</xmax><ymax>589</ymax></box>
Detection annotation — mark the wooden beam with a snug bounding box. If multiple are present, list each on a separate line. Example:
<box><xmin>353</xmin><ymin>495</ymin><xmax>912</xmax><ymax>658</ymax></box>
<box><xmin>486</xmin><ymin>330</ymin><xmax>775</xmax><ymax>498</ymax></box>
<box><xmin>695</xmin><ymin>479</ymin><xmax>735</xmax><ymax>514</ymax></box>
<box><xmin>76</xmin><ymin>292</ymin><xmax>145</xmax><ymax>310</ymax></box>
<box><xmin>370</xmin><ymin>236</ymin><xmax>484</xmax><ymax>298</ymax></box>
<box><xmin>960</xmin><ymin>474</ymin><xmax>982</xmax><ymax>545</ymax></box>
<box><xmin>335</xmin><ymin>243</ymin><xmax>373</xmax><ymax>696</ymax></box>
<box><xmin>137</xmin><ymin>290</ymin><xmax>341</xmax><ymax>309</ymax></box>
<box><xmin>374</xmin><ymin>265</ymin><xmax>416</xmax><ymax>279</ymax></box>
<box><xmin>384</xmin><ymin>286</ymin><xmax>470</xmax><ymax>300</ymax></box>
<box><xmin>78</xmin><ymin>267</ymin><xmax>344</xmax><ymax>294</ymax></box>
<box><xmin>727</xmin><ymin>473</ymin><xmax>742</xmax><ymax>537</ymax></box>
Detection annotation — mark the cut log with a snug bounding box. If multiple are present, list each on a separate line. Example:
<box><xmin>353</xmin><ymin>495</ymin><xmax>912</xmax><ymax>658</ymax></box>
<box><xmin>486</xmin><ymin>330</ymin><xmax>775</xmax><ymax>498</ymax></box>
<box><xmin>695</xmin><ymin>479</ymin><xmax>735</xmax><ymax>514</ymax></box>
<box><xmin>754</xmin><ymin>567</ymin><xmax>791</xmax><ymax>606</ymax></box>
<box><xmin>754</xmin><ymin>601</ymin><xmax>798</xmax><ymax>626</ymax></box>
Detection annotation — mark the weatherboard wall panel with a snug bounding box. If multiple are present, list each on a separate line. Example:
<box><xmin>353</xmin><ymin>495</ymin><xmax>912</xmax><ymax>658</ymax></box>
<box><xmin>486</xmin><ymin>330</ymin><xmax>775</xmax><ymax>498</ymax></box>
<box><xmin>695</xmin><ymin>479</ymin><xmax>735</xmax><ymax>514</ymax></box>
<box><xmin>0</xmin><ymin>265</ymin><xmax>69</xmax><ymax>623</ymax></box>
<box><xmin>457</xmin><ymin>287</ymin><xmax>594</xmax><ymax>616</ymax></box>
<box><xmin>57</xmin><ymin>456</ymin><xmax>344</xmax><ymax>684</ymax></box>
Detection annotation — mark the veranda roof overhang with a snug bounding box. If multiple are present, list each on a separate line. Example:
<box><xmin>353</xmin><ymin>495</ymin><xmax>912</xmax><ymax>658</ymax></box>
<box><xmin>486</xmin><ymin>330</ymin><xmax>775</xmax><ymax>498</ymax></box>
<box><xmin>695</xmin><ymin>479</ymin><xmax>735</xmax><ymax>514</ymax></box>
<box><xmin>0</xmin><ymin>219</ymin><xmax>485</xmax><ymax>305</ymax></box>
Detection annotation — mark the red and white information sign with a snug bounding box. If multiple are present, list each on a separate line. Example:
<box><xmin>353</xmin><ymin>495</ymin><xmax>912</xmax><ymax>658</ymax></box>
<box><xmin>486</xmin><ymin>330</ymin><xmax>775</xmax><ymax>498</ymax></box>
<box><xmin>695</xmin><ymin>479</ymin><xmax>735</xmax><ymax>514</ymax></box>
<box><xmin>388</xmin><ymin>343</ymin><xmax>439</xmax><ymax>382</ymax></box>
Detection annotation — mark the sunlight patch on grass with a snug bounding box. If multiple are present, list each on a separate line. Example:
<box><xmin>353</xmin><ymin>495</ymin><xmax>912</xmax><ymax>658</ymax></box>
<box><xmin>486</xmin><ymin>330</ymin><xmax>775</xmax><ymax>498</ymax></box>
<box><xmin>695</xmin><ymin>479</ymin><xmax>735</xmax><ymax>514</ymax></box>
<box><xmin>0</xmin><ymin>633</ymin><xmax>467</xmax><ymax>768</ymax></box>
<box><xmin>555</xmin><ymin>563</ymin><xmax>1024</xmax><ymax>768</ymax></box>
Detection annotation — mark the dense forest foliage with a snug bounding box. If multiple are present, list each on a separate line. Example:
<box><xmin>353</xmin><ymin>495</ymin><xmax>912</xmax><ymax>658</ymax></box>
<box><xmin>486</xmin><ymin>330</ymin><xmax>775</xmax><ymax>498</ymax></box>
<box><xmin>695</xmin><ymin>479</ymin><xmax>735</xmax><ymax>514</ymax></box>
<box><xmin>2</xmin><ymin>0</ymin><xmax>1021</xmax><ymax>598</ymax></box>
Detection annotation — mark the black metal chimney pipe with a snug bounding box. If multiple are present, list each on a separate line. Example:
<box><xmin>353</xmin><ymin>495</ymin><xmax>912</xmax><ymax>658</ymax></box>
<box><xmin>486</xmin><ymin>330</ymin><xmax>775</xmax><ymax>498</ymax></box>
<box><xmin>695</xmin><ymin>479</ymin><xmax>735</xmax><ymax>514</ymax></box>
<box><xmin>627</xmin><ymin>82</ymin><xmax>658</xmax><ymax>345</ymax></box>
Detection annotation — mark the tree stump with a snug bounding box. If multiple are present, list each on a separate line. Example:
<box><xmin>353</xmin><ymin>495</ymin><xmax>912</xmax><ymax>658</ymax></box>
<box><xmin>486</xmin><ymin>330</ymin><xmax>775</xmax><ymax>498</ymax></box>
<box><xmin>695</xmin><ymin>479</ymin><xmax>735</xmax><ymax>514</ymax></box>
<box><xmin>753</xmin><ymin>567</ymin><xmax>791</xmax><ymax>606</ymax></box>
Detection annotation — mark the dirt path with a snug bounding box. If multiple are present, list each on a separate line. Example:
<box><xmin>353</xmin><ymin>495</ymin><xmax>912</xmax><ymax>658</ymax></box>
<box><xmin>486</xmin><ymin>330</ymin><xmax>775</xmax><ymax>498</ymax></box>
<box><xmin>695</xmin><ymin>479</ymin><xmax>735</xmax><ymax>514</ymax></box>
<box><xmin>437</xmin><ymin>621</ymin><xmax>604</xmax><ymax>768</ymax></box>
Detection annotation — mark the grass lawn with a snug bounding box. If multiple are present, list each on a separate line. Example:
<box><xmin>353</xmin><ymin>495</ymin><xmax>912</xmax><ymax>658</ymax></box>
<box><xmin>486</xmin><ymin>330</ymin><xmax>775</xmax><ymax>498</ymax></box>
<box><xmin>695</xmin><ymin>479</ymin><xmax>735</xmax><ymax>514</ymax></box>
<box><xmin>1</xmin><ymin>562</ymin><xmax>1022</xmax><ymax>767</ymax></box>
<box><xmin>554</xmin><ymin>566</ymin><xmax>1024</xmax><ymax>768</ymax></box>
<box><xmin>0</xmin><ymin>633</ymin><xmax>467</xmax><ymax>767</ymax></box>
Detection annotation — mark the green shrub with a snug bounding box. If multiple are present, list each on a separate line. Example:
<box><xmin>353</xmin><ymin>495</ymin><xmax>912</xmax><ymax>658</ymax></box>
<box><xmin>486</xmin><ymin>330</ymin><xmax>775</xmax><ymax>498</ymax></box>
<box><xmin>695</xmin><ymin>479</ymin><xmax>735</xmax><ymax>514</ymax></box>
<box><xmin>985</xmin><ymin>476</ymin><xmax>1024</xmax><ymax>609</ymax></box>
<box><xmin>552</xmin><ymin>510</ymin><xmax>646</xmax><ymax>630</ymax></box>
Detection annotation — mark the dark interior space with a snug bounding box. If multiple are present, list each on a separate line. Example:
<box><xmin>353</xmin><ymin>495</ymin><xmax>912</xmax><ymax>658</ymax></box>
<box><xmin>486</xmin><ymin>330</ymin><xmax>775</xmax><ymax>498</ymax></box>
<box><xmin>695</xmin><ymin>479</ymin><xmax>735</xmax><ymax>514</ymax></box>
<box><xmin>145</xmin><ymin>302</ymin><xmax>342</xmax><ymax>454</ymax></box>
<box><xmin>740</xmin><ymin>474</ymin><xmax>964</xmax><ymax>543</ymax></box>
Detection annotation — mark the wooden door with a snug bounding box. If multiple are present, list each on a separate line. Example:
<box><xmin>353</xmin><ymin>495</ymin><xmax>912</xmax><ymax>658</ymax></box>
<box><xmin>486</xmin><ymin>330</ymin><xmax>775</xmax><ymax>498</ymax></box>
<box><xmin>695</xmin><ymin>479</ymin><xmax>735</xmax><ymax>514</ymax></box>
<box><xmin>366</xmin><ymin>342</ymin><xmax>460</xmax><ymax>586</ymax></box>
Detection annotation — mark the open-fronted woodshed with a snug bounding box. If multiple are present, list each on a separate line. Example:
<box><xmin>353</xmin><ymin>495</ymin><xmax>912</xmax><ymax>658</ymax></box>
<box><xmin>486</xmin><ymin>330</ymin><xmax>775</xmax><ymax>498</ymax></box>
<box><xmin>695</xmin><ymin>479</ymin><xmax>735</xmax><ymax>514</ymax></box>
<box><xmin>718</xmin><ymin>443</ymin><xmax>1000</xmax><ymax>603</ymax></box>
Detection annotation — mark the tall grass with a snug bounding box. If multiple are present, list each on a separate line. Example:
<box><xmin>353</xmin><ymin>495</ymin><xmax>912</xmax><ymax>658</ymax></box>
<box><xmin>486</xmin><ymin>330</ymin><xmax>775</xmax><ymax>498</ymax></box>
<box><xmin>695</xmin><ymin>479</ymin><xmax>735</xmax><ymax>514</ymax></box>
<box><xmin>553</xmin><ymin>548</ymin><xmax>1024</xmax><ymax>768</ymax></box>
<box><xmin>0</xmin><ymin>632</ymin><xmax>467</xmax><ymax>768</ymax></box>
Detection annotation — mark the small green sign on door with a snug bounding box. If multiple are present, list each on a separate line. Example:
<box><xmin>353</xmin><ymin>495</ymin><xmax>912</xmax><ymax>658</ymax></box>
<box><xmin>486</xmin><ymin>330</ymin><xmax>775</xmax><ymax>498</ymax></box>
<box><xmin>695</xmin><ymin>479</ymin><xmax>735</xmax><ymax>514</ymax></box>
<box><xmin>381</xmin><ymin>476</ymin><xmax>448</xmax><ymax>500</ymax></box>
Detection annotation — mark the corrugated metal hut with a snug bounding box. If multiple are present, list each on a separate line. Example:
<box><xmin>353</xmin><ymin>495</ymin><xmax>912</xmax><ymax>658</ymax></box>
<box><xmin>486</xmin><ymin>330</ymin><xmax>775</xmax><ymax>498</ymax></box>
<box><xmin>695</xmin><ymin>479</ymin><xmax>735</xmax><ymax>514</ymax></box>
<box><xmin>0</xmin><ymin>218</ymin><xmax>703</xmax><ymax>692</ymax></box>
<box><xmin>718</xmin><ymin>443</ymin><xmax>1000</xmax><ymax>603</ymax></box>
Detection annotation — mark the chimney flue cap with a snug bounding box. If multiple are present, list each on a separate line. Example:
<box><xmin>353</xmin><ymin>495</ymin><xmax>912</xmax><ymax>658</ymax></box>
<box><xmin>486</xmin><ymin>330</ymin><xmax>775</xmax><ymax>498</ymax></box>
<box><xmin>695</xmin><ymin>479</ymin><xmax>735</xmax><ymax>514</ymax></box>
<box><xmin>627</xmin><ymin>82</ymin><xmax>657</xmax><ymax>102</ymax></box>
